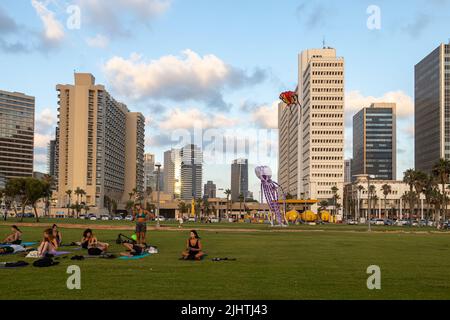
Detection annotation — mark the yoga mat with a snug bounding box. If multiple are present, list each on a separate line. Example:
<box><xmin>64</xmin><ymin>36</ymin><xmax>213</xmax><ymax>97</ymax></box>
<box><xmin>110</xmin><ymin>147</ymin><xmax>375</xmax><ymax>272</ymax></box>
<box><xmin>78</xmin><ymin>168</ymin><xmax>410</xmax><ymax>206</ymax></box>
<box><xmin>119</xmin><ymin>253</ymin><xmax>151</xmax><ymax>260</ymax></box>
<box><xmin>53</xmin><ymin>251</ymin><xmax>71</xmax><ymax>256</ymax></box>
<box><xmin>1</xmin><ymin>242</ymin><xmax>37</xmax><ymax>247</ymax></box>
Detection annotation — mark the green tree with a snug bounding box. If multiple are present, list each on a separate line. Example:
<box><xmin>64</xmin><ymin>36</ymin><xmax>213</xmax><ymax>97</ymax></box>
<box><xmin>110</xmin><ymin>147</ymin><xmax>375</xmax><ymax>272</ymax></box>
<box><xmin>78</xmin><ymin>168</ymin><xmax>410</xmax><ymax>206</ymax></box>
<box><xmin>331</xmin><ymin>186</ymin><xmax>339</xmax><ymax>216</ymax></box>
<box><xmin>381</xmin><ymin>184</ymin><xmax>392</xmax><ymax>219</ymax></box>
<box><xmin>65</xmin><ymin>189</ymin><xmax>73</xmax><ymax>216</ymax></box>
<box><xmin>178</xmin><ymin>201</ymin><xmax>188</xmax><ymax>218</ymax></box>
<box><xmin>432</xmin><ymin>158</ymin><xmax>450</xmax><ymax>222</ymax></box>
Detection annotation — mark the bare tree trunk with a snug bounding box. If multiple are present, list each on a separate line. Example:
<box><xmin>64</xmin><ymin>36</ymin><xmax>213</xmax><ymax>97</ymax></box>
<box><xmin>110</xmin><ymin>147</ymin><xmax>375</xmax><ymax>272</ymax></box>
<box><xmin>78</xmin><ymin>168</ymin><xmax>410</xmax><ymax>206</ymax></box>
<box><xmin>33</xmin><ymin>205</ymin><xmax>40</xmax><ymax>223</ymax></box>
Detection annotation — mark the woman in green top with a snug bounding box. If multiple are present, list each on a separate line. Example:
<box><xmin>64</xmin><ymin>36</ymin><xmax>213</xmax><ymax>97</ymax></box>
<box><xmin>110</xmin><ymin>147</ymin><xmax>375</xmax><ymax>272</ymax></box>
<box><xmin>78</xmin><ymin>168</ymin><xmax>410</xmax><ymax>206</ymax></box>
<box><xmin>132</xmin><ymin>203</ymin><xmax>150</xmax><ymax>244</ymax></box>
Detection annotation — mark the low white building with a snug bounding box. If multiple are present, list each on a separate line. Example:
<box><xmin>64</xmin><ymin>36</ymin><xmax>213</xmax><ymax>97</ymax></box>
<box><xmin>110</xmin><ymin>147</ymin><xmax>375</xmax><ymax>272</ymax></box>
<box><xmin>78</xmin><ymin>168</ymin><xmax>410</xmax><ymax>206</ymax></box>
<box><xmin>344</xmin><ymin>175</ymin><xmax>426</xmax><ymax>220</ymax></box>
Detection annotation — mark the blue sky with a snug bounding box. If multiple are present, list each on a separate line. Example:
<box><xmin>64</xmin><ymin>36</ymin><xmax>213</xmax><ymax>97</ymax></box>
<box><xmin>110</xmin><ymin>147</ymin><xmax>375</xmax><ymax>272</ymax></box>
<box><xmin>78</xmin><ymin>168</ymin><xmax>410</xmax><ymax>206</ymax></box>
<box><xmin>1</xmin><ymin>0</ymin><xmax>449</xmax><ymax>197</ymax></box>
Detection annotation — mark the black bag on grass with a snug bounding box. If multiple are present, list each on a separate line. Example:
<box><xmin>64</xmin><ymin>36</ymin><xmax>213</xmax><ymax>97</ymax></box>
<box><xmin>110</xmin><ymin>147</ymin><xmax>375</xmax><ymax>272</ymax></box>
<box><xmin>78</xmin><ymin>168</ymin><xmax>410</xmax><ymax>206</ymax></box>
<box><xmin>33</xmin><ymin>257</ymin><xmax>59</xmax><ymax>267</ymax></box>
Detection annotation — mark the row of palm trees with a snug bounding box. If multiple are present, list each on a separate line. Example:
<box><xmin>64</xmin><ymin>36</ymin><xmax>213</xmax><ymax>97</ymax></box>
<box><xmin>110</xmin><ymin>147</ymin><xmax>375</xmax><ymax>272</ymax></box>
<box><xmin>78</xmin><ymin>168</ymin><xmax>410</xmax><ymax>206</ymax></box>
<box><xmin>350</xmin><ymin>158</ymin><xmax>450</xmax><ymax>221</ymax></box>
<box><xmin>402</xmin><ymin>158</ymin><xmax>450</xmax><ymax>221</ymax></box>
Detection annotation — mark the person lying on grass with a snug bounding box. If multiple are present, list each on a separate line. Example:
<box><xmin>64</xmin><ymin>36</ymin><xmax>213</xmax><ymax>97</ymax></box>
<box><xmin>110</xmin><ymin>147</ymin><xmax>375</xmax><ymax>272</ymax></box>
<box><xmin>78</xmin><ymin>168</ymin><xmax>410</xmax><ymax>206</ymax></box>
<box><xmin>120</xmin><ymin>242</ymin><xmax>146</xmax><ymax>257</ymax></box>
<box><xmin>81</xmin><ymin>229</ymin><xmax>109</xmax><ymax>252</ymax></box>
<box><xmin>181</xmin><ymin>230</ymin><xmax>205</xmax><ymax>261</ymax></box>
<box><xmin>0</xmin><ymin>244</ymin><xmax>25</xmax><ymax>255</ymax></box>
<box><xmin>2</xmin><ymin>225</ymin><xmax>22</xmax><ymax>245</ymax></box>
<box><xmin>52</xmin><ymin>224</ymin><xmax>62</xmax><ymax>246</ymax></box>
<box><xmin>37</xmin><ymin>228</ymin><xmax>58</xmax><ymax>257</ymax></box>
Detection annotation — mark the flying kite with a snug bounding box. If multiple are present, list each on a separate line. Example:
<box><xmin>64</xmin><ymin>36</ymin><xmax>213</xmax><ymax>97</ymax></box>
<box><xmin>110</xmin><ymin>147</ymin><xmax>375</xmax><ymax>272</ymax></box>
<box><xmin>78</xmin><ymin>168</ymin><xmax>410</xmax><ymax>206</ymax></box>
<box><xmin>279</xmin><ymin>91</ymin><xmax>298</xmax><ymax>106</ymax></box>
<box><xmin>255</xmin><ymin>166</ymin><xmax>288</xmax><ymax>227</ymax></box>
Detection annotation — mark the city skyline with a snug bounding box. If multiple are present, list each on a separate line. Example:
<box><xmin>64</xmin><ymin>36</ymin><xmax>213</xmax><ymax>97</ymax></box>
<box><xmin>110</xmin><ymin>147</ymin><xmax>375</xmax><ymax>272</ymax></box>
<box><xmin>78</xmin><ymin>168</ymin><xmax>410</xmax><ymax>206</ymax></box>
<box><xmin>1</xmin><ymin>1</ymin><xmax>450</xmax><ymax>197</ymax></box>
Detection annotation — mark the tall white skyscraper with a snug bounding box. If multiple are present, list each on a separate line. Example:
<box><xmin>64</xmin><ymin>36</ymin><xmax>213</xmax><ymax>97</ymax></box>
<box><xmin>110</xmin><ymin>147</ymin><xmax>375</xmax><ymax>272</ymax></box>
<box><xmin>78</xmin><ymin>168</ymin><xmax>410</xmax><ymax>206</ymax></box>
<box><xmin>163</xmin><ymin>149</ymin><xmax>181</xmax><ymax>199</ymax></box>
<box><xmin>180</xmin><ymin>144</ymin><xmax>203</xmax><ymax>200</ymax></box>
<box><xmin>279</xmin><ymin>48</ymin><xmax>345</xmax><ymax>208</ymax></box>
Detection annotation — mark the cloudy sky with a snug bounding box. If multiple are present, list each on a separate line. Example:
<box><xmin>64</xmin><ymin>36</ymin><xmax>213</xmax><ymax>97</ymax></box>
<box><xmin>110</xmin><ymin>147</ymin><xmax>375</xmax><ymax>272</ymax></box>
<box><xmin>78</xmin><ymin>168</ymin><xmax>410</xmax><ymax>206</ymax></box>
<box><xmin>1</xmin><ymin>0</ymin><xmax>449</xmax><ymax>197</ymax></box>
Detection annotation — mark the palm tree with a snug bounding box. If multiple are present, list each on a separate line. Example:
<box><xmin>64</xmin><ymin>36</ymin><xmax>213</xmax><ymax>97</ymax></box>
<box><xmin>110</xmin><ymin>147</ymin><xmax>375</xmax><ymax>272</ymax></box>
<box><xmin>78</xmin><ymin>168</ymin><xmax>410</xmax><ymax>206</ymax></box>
<box><xmin>422</xmin><ymin>175</ymin><xmax>437</xmax><ymax>220</ymax></box>
<box><xmin>432</xmin><ymin>158</ymin><xmax>450</xmax><ymax>222</ymax></box>
<box><xmin>368</xmin><ymin>185</ymin><xmax>376</xmax><ymax>219</ymax></box>
<box><xmin>403</xmin><ymin>169</ymin><xmax>420</xmax><ymax>219</ymax></box>
<box><xmin>238</xmin><ymin>193</ymin><xmax>244</xmax><ymax>218</ymax></box>
<box><xmin>331</xmin><ymin>186</ymin><xmax>339</xmax><ymax>216</ymax></box>
<box><xmin>65</xmin><ymin>189</ymin><xmax>72</xmax><ymax>216</ymax></box>
<box><xmin>356</xmin><ymin>185</ymin><xmax>364</xmax><ymax>219</ymax></box>
<box><xmin>178</xmin><ymin>201</ymin><xmax>188</xmax><ymax>219</ymax></box>
<box><xmin>224</xmin><ymin>189</ymin><xmax>231</xmax><ymax>218</ymax></box>
<box><xmin>381</xmin><ymin>184</ymin><xmax>392</xmax><ymax>219</ymax></box>
<box><xmin>413</xmin><ymin>171</ymin><xmax>427</xmax><ymax>220</ymax></box>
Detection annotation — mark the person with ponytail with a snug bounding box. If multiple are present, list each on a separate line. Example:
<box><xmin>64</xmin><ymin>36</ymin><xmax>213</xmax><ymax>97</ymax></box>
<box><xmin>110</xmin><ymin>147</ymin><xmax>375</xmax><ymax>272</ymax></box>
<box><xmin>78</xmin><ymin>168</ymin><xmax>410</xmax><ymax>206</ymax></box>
<box><xmin>2</xmin><ymin>225</ymin><xmax>22</xmax><ymax>245</ymax></box>
<box><xmin>37</xmin><ymin>228</ymin><xmax>58</xmax><ymax>257</ymax></box>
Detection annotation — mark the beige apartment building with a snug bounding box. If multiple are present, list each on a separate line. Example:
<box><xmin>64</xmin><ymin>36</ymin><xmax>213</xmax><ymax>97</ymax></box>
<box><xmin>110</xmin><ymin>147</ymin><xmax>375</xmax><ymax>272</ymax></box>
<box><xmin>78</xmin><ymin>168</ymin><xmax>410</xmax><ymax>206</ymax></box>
<box><xmin>279</xmin><ymin>48</ymin><xmax>345</xmax><ymax>210</ymax></box>
<box><xmin>55</xmin><ymin>73</ymin><xmax>144</xmax><ymax>213</ymax></box>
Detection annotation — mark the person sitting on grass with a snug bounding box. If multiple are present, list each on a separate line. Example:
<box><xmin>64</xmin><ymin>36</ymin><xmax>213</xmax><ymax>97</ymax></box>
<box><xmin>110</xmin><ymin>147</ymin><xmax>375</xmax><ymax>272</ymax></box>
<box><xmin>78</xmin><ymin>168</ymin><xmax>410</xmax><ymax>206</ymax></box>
<box><xmin>2</xmin><ymin>225</ymin><xmax>22</xmax><ymax>245</ymax></box>
<box><xmin>181</xmin><ymin>230</ymin><xmax>205</xmax><ymax>260</ymax></box>
<box><xmin>37</xmin><ymin>228</ymin><xmax>58</xmax><ymax>257</ymax></box>
<box><xmin>120</xmin><ymin>242</ymin><xmax>146</xmax><ymax>257</ymax></box>
<box><xmin>85</xmin><ymin>229</ymin><xmax>109</xmax><ymax>252</ymax></box>
<box><xmin>52</xmin><ymin>224</ymin><xmax>62</xmax><ymax>246</ymax></box>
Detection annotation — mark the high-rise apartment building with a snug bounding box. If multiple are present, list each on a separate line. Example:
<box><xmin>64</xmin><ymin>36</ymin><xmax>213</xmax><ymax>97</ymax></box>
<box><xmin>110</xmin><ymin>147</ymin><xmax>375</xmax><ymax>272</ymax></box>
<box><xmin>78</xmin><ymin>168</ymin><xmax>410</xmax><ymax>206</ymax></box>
<box><xmin>203</xmin><ymin>180</ymin><xmax>217</xmax><ymax>199</ymax></box>
<box><xmin>143</xmin><ymin>153</ymin><xmax>155</xmax><ymax>192</ymax></box>
<box><xmin>0</xmin><ymin>90</ymin><xmax>35</xmax><ymax>180</ymax></box>
<box><xmin>344</xmin><ymin>159</ymin><xmax>352</xmax><ymax>184</ymax></box>
<box><xmin>352</xmin><ymin>103</ymin><xmax>396</xmax><ymax>180</ymax></box>
<box><xmin>164</xmin><ymin>149</ymin><xmax>181</xmax><ymax>199</ymax></box>
<box><xmin>231</xmin><ymin>158</ymin><xmax>249</xmax><ymax>202</ymax></box>
<box><xmin>180</xmin><ymin>144</ymin><xmax>203</xmax><ymax>200</ymax></box>
<box><xmin>279</xmin><ymin>48</ymin><xmax>345</xmax><ymax>206</ymax></box>
<box><xmin>415</xmin><ymin>43</ymin><xmax>450</xmax><ymax>173</ymax></box>
<box><xmin>56</xmin><ymin>73</ymin><xmax>144</xmax><ymax>212</ymax></box>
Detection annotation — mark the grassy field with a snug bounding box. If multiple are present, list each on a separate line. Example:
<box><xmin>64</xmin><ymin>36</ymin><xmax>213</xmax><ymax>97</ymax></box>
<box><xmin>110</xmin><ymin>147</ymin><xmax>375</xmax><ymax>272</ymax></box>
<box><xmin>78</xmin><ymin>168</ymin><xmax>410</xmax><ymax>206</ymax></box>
<box><xmin>1</xmin><ymin>220</ymin><xmax>450</xmax><ymax>300</ymax></box>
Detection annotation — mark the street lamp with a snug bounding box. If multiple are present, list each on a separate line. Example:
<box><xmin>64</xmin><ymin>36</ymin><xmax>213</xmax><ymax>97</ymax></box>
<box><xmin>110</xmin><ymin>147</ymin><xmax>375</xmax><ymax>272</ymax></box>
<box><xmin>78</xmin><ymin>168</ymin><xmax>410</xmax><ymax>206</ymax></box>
<box><xmin>155</xmin><ymin>162</ymin><xmax>162</xmax><ymax>228</ymax></box>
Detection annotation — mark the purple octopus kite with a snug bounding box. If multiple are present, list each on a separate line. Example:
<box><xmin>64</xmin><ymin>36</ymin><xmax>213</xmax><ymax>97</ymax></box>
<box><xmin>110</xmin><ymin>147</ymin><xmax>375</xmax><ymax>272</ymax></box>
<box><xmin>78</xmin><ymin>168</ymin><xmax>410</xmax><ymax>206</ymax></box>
<box><xmin>255</xmin><ymin>166</ymin><xmax>287</xmax><ymax>227</ymax></box>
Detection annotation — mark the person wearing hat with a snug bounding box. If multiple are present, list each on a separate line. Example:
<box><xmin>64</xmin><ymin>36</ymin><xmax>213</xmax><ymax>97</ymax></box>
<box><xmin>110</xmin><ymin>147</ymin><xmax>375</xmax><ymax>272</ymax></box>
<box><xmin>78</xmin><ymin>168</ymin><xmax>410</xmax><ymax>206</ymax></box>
<box><xmin>132</xmin><ymin>203</ymin><xmax>150</xmax><ymax>245</ymax></box>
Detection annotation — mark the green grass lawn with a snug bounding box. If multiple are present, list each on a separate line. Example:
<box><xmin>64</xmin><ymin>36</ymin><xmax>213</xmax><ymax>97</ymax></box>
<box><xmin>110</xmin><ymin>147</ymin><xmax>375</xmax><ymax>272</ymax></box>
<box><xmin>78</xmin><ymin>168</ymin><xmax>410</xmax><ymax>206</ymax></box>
<box><xmin>1</xmin><ymin>222</ymin><xmax>450</xmax><ymax>300</ymax></box>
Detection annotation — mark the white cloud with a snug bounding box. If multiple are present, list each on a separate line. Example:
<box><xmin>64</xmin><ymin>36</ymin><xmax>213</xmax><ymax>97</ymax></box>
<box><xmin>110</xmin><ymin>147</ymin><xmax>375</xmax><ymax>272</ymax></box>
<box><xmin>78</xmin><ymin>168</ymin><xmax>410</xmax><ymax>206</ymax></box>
<box><xmin>86</xmin><ymin>34</ymin><xmax>109</xmax><ymax>48</ymax></box>
<box><xmin>251</xmin><ymin>101</ymin><xmax>279</xmax><ymax>129</ymax></box>
<box><xmin>158</xmin><ymin>108</ymin><xmax>240</xmax><ymax>131</ymax></box>
<box><xmin>34</xmin><ymin>133</ymin><xmax>52</xmax><ymax>148</ymax></box>
<box><xmin>103</xmin><ymin>50</ymin><xmax>266</xmax><ymax>109</ymax></box>
<box><xmin>35</xmin><ymin>107</ymin><xmax>57</xmax><ymax>134</ymax></box>
<box><xmin>344</xmin><ymin>90</ymin><xmax>415</xmax><ymax>179</ymax></box>
<box><xmin>31</xmin><ymin>0</ymin><xmax>65</xmax><ymax>44</ymax></box>
<box><xmin>76</xmin><ymin>0</ymin><xmax>171</xmax><ymax>36</ymax></box>
<box><xmin>345</xmin><ymin>90</ymin><xmax>413</xmax><ymax>122</ymax></box>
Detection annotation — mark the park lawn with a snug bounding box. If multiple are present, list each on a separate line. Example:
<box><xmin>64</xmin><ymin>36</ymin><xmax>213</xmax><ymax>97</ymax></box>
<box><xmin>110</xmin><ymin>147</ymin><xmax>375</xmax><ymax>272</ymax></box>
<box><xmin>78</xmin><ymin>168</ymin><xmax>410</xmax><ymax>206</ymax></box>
<box><xmin>0</xmin><ymin>224</ymin><xmax>450</xmax><ymax>300</ymax></box>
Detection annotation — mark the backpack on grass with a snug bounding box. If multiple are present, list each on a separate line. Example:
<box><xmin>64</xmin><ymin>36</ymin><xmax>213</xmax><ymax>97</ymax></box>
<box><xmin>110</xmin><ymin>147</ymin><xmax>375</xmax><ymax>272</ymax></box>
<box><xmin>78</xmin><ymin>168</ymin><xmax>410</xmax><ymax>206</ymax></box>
<box><xmin>33</xmin><ymin>257</ymin><xmax>59</xmax><ymax>268</ymax></box>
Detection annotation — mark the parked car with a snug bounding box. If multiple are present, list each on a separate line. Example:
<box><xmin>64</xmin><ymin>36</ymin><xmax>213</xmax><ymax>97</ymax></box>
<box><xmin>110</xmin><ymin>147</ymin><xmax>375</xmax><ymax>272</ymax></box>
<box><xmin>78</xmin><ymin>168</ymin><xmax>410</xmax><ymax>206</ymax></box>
<box><xmin>125</xmin><ymin>215</ymin><xmax>133</xmax><ymax>221</ymax></box>
<box><xmin>210</xmin><ymin>217</ymin><xmax>219</xmax><ymax>223</ymax></box>
<box><xmin>113</xmin><ymin>216</ymin><xmax>122</xmax><ymax>221</ymax></box>
<box><xmin>384</xmin><ymin>219</ymin><xmax>394</xmax><ymax>226</ymax></box>
<box><xmin>395</xmin><ymin>219</ymin><xmax>409</xmax><ymax>226</ymax></box>
<box><xmin>156</xmin><ymin>215</ymin><xmax>166</xmax><ymax>222</ymax></box>
<box><xmin>347</xmin><ymin>219</ymin><xmax>358</xmax><ymax>225</ymax></box>
<box><xmin>79</xmin><ymin>214</ymin><xmax>86</xmax><ymax>219</ymax></box>
<box><xmin>100</xmin><ymin>215</ymin><xmax>110</xmax><ymax>221</ymax></box>
<box><xmin>188</xmin><ymin>217</ymin><xmax>196</xmax><ymax>222</ymax></box>
<box><xmin>411</xmin><ymin>220</ymin><xmax>419</xmax><ymax>227</ymax></box>
<box><xmin>374</xmin><ymin>219</ymin><xmax>385</xmax><ymax>226</ymax></box>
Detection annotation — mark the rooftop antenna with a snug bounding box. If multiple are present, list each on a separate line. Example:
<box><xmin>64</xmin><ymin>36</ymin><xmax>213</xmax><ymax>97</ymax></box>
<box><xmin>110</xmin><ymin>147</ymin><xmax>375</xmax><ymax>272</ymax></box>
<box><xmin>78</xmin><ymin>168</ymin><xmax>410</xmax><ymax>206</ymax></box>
<box><xmin>322</xmin><ymin>36</ymin><xmax>326</xmax><ymax>49</ymax></box>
